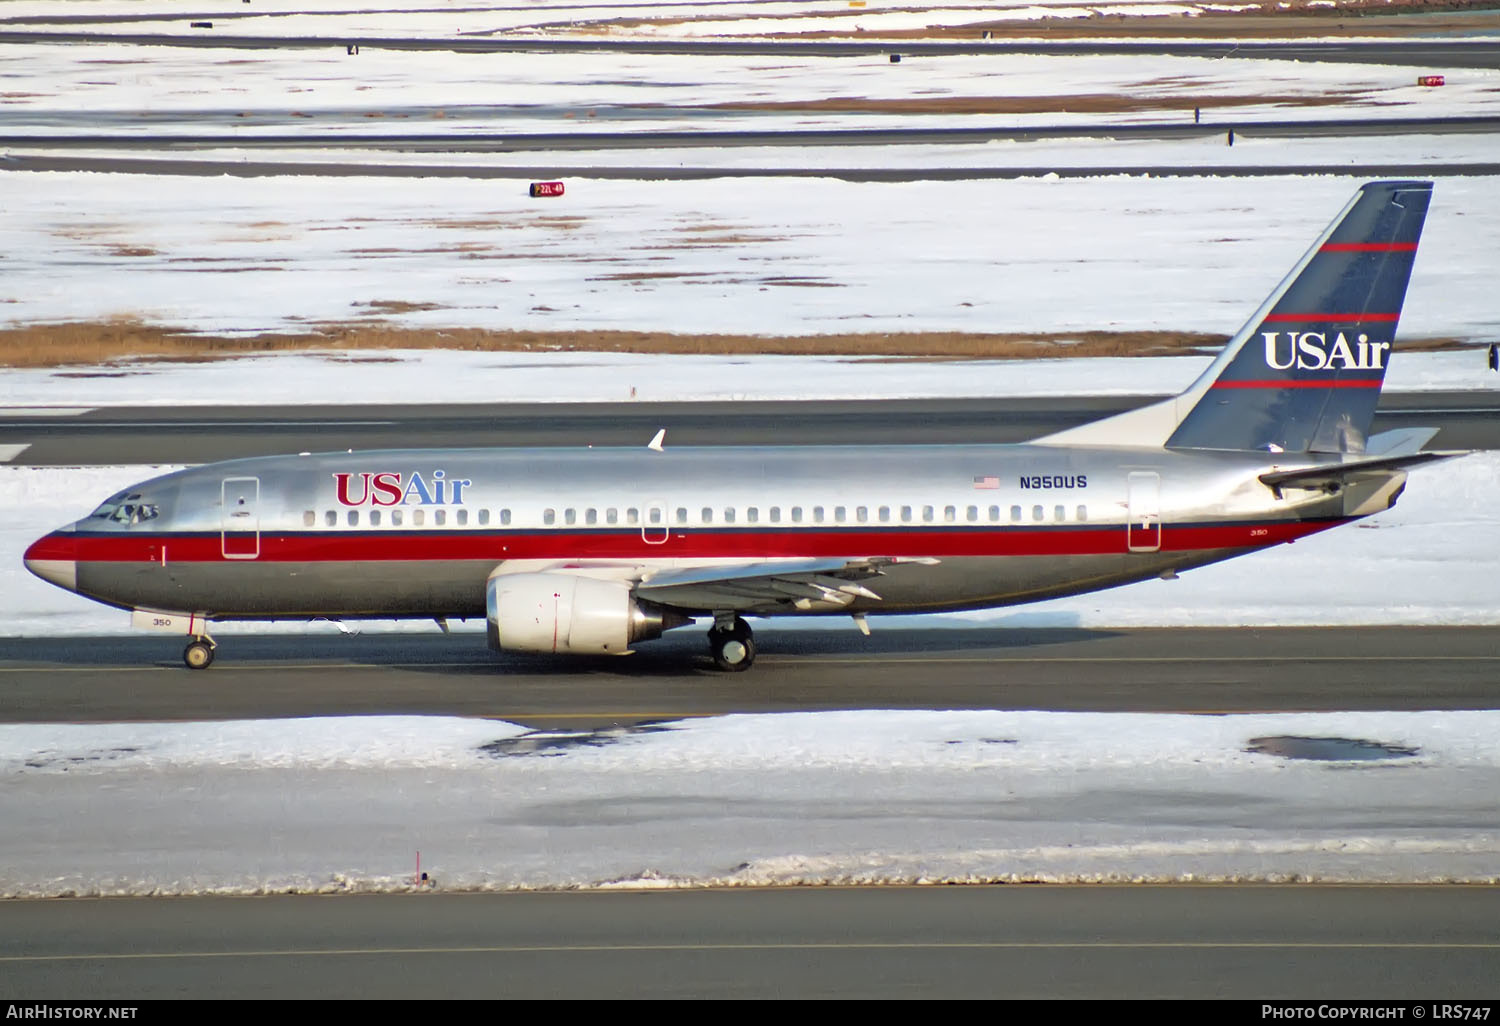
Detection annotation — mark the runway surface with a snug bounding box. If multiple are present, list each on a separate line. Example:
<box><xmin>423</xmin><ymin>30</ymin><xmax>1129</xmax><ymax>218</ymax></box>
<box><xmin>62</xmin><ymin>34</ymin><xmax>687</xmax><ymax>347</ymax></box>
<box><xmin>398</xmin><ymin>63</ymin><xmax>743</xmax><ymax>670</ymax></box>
<box><xmin>4</xmin><ymin>626</ymin><xmax>1499</xmax><ymax>725</ymax></box>
<box><xmin>2</xmin><ymin>392</ymin><xmax>1496</xmax><ymax>466</ymax></box>
<box><xmin>4</xmin><ymin>32</ymin><xmax>1500</xmax><ymax>69</ymax></box>
<box><xmin>9</xmin><ymin>115</ymin><xmax>1500</xmax><ymax>151</ymax></box>
<box><xmin>3</xmin><ymin>886</ymin><xmax>1497</xmax><ymax>998</ymax></box>
<box><xmin>13</xmin><ymin>153</ymin><xmax>1500</xmax><ymax>182</ymax></box>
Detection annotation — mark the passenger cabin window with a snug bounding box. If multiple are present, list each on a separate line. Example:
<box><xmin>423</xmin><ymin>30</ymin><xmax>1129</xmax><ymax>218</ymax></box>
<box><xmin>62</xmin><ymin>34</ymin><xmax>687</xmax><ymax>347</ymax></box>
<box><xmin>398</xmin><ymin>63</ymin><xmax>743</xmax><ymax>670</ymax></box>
<box><xmin>747</xmin><ymin>507</ymin><xmax>759</xmax><ymax>524</ymax></box>
<box><xmin>303</xmin><ymin>511</ymin><xmax>314</xmax><ymax>527</ymax></box>
<box><xmin>606</xmin><ymin>508</ymin><xmax>618</xmax><ymax>525</ymax></box>
<box><xmin>478</xmin><ymin>509</ymin><xmax>490</xmax><ymax>526</ymax></box>
<box><xmin>945</xmin><ymin>506</ymin><xmax>957</xmax><ymax>523</ymax></box>
<box><xmin>1032</xmin><ymin>505</ymin><xmax>1044</xmax><ymax>522</ymax></box>
<box><xmin>1054</xmin><ymin>505</ymin><xmax>1066</xmax><ymax>522</ymax></box>
<box><xmin>813</xmin><ymin>507</ymin><xmax>824</xmax><ymax>523</ymax></box>
<box><xmin>564</xmin><ymin>508</ymin><xmax>576</xmax><ymax>525</ymax></box>
<box><xmin>392</xmin><ymin>509</ymin><xmax>403</xmax><ymax>526</ymax></box>
<box><xmin>922</xmin><ymin>506</ymin><xmax>934</xmax><ymax>523</ymax></box>
<box><xmin>856</xmin><ymin>506</ymin><xmax>868</xmax><ymax>523</ymax></box>
<box><xmin>585</xmin><ymin>509</ymin><xmax>597</xmax><ymax>525</ymax></box>
<box><xmin>676</xmin><ymin>508</ymin><xmax>688</xmax><ymax>525</ymax></box>
<box><xmin>900</xmin><ymin>506</ymin><xmax>912</xmax><ymax>523</ymax></box>
<box><xmin>1076</xmin><ymin>505</ymin><xmax>1088</xmax><ymax>522</ymax></box>
<box><xmin>499</xmin><ymin>509</ymin><xmax>511</xmax><ymax>526</ymax></box>
<box><xmin>325</xmin><ymin>510</ymin><xmax>337</xmax><ymax>527</ymax></box>
<box><xmin>457</xmin><ymin>509</ymin><xmax>468</xmax><ymax>526</ymax></box>
<box><xmin>988</xmin><ymin>505</ymin><xmax>999</xmax><ymax>522</ymax></box>
<box><xmin>434</xmin><ymin>510</ymin><xmax>446</xmax><ymax>526</ymax></box>
<box><xmin>347</xmin><ymin>510</ymin><xmax>359</xmax><ymax>526</ymax></box>
<box><xmin>769</xmin><ymin>507</ymin><xmax>781</xmax><ymax>524</ymax></box>
<box><xmin>723</xmin><ymin>507</ymin><xmax>735</xmax><ymax>524</ymax></box>
<box><xmin>702</xmin><ymin>507</ymin><xmax>713</xmax><ymax>524</ymax></box>
<box><xmin>648</xmin><ymin>508</ymin><xmax>662</xmax><ymax>525</ymax></box>
<box><xmin>1010</xmin><ymin>505</ymin><xmax>1022</xmax><ymax>523</ymax></box>
<box><xmin>878</xmin><ymin>506</ymin><xmax>890</xmax><ymax>523</ymax></box>
<box><xmin>627</xmin><ymin>508</ymin><xmax>640</xmax><ymax>525</ymax></box>
<box><xmin>370</xmin><ymin>510</ymin><xmax>382</xmax><ymax>526</ymax></box>
<box><xmin>543</xmin><ymin>509</ymin><xmax>556</xmax><ymax>526</ymax></box>
<box><xmin>791</xmin><ymin>506</ymin><xmax>803</xmax><ymax>523</ymax></box>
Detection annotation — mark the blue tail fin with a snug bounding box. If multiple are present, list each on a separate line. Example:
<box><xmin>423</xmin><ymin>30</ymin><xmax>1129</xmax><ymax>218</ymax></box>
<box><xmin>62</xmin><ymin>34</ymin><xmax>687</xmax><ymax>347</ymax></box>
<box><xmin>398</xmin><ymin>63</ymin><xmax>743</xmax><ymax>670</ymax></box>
<box><xmin>1166</xmin><ymin>180</ymin><xmax>1432</xmax><ymax>454</ymax></box>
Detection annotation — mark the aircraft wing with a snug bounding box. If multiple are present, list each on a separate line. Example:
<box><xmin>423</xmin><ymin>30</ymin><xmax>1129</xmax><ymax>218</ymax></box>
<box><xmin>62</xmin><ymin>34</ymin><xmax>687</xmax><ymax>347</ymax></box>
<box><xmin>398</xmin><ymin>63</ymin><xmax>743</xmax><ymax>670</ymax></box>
<box><xmin>1259</xmin><ymin>450</ymin><xmax>1465</xmax><ymax>497</ymax></box>
<box><xmin>635</xmin><ymin>557</ymin><xmax>933</xmax><ymax>614</ymax></box>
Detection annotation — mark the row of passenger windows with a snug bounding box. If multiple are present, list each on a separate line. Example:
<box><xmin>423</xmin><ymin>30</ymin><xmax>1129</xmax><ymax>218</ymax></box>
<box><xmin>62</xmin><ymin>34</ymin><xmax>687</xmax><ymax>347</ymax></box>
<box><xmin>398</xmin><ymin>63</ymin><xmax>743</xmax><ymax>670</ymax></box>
<box><xmin>303</xmin><ymin>504</ymin><xmax>1091</xmax><ymax>528</ymax></box>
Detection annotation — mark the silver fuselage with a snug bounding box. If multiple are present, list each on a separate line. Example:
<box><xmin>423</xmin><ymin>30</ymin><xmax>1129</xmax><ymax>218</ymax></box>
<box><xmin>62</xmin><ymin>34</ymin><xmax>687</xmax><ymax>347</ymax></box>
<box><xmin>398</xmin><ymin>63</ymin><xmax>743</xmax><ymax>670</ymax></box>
<box><xmin>26</xmin><ymin>442</ymin><xmax>1382</xmax><ymax>622</ymax></box>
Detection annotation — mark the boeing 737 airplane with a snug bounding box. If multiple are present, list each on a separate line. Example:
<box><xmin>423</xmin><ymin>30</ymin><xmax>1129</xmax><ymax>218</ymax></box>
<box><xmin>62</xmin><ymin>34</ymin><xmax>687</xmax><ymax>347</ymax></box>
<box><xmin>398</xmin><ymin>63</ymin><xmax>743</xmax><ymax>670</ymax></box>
<box><xmin>26</xmin><ymin>181</ymin><xmax>1454</xmax><ymax>671</ymax></box>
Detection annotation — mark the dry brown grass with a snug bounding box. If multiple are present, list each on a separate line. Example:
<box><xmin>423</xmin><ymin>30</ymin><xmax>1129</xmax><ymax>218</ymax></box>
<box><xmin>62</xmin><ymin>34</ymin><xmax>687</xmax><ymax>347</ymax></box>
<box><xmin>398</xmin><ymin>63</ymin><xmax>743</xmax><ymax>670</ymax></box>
<box><xmin>0</xmin><ymin>321</ymin><xmax>1470</xmax><ymax>368</ymax></box>
<box><xmin>703</xmin><ymin>93</ymin><xmax>1367</xmax><ymax>116</ymax></box>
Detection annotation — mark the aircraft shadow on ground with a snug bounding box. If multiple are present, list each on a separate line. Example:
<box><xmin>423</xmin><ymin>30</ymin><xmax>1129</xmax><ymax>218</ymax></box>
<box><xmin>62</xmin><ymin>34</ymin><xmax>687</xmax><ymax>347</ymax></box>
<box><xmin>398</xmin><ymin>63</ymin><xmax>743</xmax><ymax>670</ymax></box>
<box><xmin>0</xmin><ymin>623</ymin><xmax>1125</xmax><ymax>678</ymax></box>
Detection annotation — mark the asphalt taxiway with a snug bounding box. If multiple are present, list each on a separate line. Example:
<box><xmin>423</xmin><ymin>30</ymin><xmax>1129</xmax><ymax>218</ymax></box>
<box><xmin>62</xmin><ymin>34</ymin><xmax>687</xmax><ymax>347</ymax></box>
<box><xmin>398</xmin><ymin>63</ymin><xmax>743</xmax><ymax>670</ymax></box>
<box><xmin>4</xmin><ymin>32</ymin><xmax>1500</xmax><ymax>69</ymax></box>
<box><xmin>3</xmin><ymin>626</ymin><xmax>1499</xmax><ymax>726</ymax></box>
<box><xmin>3</xmin><ymin>391</ymin><xmax>1498</xmax><ymax>466</ymax></box>
<box><xmin>3</xmin><ymin>887</ymin><xmax>1498</xmax><ymax>998</ymax></box>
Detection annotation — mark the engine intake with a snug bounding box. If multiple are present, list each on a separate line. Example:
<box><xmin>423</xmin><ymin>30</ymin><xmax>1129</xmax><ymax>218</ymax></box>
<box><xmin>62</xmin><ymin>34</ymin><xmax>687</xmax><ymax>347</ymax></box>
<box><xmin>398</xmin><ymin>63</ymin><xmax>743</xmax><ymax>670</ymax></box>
<box><xmin>486</xmin><ymin>572</ymin><xmax>688</xmax><ymax>655</ymax></box>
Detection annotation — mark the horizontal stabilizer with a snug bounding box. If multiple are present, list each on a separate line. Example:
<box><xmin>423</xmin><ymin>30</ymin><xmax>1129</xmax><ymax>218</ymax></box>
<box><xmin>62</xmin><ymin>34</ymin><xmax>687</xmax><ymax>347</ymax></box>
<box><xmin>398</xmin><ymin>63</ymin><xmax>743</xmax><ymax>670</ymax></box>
<box><xmin>1364</xmin><ymin>427</ymin><xmax>1441</xmax><ymax>458</ymax></box>
<box><xmin>1258</xmin><ymin>450</ymin><xmax>1463</xmax><ymax>497</ymax></box>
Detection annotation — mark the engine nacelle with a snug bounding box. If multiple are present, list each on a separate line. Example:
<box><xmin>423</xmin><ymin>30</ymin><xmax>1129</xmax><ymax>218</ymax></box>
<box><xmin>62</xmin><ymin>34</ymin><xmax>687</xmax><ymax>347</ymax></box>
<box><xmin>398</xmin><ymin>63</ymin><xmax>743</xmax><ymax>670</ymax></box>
<box><xmin>486</xmin><ymin>572</ymin><xmax>686</xmax><ymax>655</ymax></box>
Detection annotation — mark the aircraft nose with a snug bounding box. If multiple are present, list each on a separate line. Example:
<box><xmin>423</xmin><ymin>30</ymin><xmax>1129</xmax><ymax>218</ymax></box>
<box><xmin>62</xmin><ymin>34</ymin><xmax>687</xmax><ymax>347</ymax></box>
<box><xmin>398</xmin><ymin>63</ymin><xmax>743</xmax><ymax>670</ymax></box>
<box><xmin>24</xmin><ymin>529</ymin><xmax>78</xmax><ymax>592</ymax></box>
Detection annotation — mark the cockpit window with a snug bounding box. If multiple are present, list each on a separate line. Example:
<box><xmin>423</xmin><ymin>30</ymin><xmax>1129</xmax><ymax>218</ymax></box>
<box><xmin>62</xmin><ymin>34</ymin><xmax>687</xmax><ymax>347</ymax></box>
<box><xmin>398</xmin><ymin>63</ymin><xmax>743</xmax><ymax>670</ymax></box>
<box><xmin>89</xmin><ymin>492</ymin><xmax>158</xmax><ymax>525</ymax></box>
<box><xmin>111</xmin><ymin>504</ymin><xmax>159</xmax><ymax>525</ymax></box>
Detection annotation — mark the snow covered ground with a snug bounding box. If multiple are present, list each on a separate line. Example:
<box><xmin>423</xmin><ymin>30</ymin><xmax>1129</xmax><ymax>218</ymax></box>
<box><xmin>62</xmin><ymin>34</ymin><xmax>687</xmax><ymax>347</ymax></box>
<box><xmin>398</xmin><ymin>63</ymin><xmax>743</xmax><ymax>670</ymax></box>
<box><xmin>6</xmin><ymin>43</ymin><xmax>1495</xmax><ymax>136</ymax></box>
<box><xmin>3</xmin><ymin>710</ymin><xmax>1497</xmax><ymax>896</ymax></box>
<box><xmin>4</xmin><ymin>173</ymin><xmax>1499</xmax><ymax>339</ymax></box>
<box><xmin>4</xmin><ymin>0</ymin><xmax>1476</xmax><ymax>40</ymax></box>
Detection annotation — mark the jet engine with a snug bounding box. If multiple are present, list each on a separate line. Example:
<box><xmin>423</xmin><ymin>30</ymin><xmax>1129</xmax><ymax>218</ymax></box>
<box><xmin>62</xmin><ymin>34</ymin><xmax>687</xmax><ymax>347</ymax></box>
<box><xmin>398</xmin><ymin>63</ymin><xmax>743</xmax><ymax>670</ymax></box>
<box><xmin>486</xmin><ymin>572</ymin><xmax>689</xmax><ymax>655</ymax></box>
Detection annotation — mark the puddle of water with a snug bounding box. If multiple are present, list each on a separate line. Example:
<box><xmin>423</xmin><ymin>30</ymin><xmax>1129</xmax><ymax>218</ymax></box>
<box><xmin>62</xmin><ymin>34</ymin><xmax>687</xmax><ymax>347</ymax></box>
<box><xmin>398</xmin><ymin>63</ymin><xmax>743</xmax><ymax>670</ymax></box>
<box><xmin>478</xmin><ymin>724</ymin><xmax>674</xmax><ymax>759</ymax></box>
<box><xmin>22</xmin><ymin>745</ymin><xmax>142</xmax><ymax>769</ymax></box>
<box><xmin>1246</xmin><ymin>736</ymin><xmax>1420</xmax><ymax>762</ymax></box>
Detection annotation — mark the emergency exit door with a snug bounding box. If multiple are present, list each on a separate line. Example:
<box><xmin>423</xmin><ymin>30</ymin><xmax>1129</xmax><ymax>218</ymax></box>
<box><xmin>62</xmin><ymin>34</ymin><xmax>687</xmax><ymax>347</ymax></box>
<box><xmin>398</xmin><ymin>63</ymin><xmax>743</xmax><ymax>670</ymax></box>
<box><xmin>221</xmin><ymin>477</ymin><xmax>260</xmax><ymax>559</ymax></box>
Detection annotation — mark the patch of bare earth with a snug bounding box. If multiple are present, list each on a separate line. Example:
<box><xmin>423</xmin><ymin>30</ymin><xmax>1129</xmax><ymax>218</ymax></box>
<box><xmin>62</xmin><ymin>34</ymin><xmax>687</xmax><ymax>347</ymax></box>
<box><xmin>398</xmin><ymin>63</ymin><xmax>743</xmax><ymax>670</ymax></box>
<box><xmin>0</xmin><ymin>321</ymin><xmax>1469</xmax><ymax>369</ymax></box>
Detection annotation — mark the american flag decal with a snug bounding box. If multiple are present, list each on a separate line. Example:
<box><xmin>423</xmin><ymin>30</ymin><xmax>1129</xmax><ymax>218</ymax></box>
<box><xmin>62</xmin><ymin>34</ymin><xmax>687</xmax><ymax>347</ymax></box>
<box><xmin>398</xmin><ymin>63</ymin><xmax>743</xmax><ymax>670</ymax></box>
<box><xmin>973</xmin><ymin>476</ymin><xmax>1000</xmax><ymax>489</ymax></box>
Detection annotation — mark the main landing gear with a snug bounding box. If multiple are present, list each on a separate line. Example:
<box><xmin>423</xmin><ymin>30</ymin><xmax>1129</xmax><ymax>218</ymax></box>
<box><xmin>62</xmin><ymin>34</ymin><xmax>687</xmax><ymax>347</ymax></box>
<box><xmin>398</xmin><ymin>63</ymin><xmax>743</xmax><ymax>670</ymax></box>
<box><xmin>183</xmin><ymin>635</ymin><xmax>216</xmax><ymax>670</ymax></box>
<box><xmin>708</xmin><ymin>616</ymin><xmax>755</xmax><ymax>672</ymax></box>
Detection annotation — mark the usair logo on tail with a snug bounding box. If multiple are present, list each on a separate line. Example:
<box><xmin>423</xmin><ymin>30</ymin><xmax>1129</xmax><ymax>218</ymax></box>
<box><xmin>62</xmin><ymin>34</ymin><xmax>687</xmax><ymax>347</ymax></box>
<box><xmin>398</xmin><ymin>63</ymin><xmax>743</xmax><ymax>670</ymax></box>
<box><xmin>1262</xmin><ymin>332</ymin><xmax>1390</xmax><ymax>371</ymax></box>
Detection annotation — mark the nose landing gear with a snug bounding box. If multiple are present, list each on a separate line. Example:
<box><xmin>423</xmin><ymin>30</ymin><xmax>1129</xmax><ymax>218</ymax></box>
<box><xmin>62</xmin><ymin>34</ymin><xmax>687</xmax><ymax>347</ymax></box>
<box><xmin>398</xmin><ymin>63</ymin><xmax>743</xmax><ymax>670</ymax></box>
<box><xmin>708</xmin><ymin>616</ymin><xmax>755</xmax><ymax>672</ymax></box>
<box><xmin>183</xmin><ymin>636</ymin><xmax>216</xmax><ymax>670</ymax></box>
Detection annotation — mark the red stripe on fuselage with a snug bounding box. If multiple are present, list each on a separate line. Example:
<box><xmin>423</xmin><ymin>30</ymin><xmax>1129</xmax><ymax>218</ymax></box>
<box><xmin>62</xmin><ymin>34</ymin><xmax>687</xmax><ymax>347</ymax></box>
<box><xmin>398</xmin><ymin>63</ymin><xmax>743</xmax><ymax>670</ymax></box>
<box><xmin>1209</xmin><ymin>378</ymin><xmax>1382</xmax><ymax>390</ymax></box>
<box><xmin>50</xmin><ymin>519</ymin><xmax>1350</xmax><ymax>564</ymax></box>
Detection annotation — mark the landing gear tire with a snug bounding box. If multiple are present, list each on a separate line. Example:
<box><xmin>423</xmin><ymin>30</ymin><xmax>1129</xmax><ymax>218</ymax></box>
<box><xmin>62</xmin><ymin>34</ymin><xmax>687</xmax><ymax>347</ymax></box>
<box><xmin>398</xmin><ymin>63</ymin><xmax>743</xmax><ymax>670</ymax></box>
<box><xmin>183</xmin><ymin>639</ymin><xmax>215</xmax><ymax>670</ymax></box>
<box><xmin>709</xmin><ymin>618</ymin><xmax>755</xmax><ymax>672</ymax></box>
